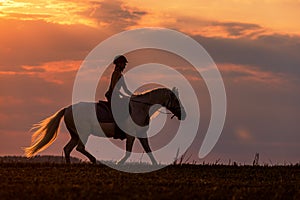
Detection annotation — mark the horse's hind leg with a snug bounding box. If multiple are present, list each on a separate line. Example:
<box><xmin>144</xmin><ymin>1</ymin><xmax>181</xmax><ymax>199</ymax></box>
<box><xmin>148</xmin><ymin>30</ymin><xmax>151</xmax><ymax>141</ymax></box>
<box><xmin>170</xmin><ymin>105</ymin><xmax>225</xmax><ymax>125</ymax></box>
<box><xmin>76</xmin><ymin>141</ymin><xmax>96</xmax><ymax>164</ymax></box>
<box><xmin>64</xmin><ymin>119</ymin><xmax>80</xmax><ymax>164</ymax></box>
<box><xmin>63</xmin><ymin>137</ymin><xmax>78</xmax><ymax>164</ymax></box>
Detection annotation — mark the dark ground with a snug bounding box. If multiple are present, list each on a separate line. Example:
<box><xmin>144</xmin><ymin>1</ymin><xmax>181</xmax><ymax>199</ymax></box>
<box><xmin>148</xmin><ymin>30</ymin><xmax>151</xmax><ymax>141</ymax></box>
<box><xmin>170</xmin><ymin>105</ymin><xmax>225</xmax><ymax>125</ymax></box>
<box><xmin>0</xmin><ymin>158</ymin><xmax>299</xmax><ymax>200</ymax></box>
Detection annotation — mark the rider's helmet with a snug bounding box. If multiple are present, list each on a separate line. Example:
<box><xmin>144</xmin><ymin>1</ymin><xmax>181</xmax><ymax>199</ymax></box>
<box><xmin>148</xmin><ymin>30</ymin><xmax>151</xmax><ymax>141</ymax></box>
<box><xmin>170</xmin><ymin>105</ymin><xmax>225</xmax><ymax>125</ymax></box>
<box><xmin>113</xmin><ymin>55</ymin><xmax>128</xmax><ymax>64</ymax></box>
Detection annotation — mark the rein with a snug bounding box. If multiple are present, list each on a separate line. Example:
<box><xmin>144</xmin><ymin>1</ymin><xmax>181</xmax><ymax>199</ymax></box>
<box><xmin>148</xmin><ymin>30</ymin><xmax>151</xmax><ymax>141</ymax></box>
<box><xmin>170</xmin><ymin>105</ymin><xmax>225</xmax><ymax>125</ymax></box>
<box><xmin>130</xmin><ymin>98</ymin><xmax>176</xmax><ymax>118</ymax></box>
<box><xmin>157</xmin><ymin>110</ymin><xmax>175</xmax><ymax>119</ymax></box>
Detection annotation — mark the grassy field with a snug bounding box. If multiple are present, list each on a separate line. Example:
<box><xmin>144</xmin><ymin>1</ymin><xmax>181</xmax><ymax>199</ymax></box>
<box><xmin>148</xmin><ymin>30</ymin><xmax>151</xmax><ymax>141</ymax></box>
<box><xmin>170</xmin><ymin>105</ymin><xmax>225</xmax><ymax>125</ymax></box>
<box><xmin>0</xmin><ymin>160</ymin><xmax>299</xmax><ymax>200</ymax></box>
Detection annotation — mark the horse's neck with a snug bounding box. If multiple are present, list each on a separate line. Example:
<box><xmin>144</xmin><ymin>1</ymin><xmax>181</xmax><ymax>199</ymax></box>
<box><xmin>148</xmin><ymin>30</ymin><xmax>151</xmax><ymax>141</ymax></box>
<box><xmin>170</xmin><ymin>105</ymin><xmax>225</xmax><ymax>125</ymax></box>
<box><xmin>132</xmin><ymin>88</ymin><xmax>169</xmax><ymax>106</ymax></box>
<box><xmin>130</xmin><ymin>89</ymin><xmax>169</xmax><ymax>126</ymax></box>
<box><xmin>147</xmin><ymin>89</ymin><xmax>168</xmax><ymax>105</ymax></box>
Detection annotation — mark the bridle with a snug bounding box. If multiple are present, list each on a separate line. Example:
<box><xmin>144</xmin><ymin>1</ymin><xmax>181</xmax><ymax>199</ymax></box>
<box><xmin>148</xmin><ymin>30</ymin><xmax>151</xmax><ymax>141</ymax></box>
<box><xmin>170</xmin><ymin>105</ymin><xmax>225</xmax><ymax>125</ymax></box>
<box><xmin>164</xmin><ymin>97</ymin><xmax>182</xmax><ymax>119</ymax></box>
<box><xmin>130</xmin><ymin>94</ymin><xmax>181</xmax><ymax>119</ymax></box>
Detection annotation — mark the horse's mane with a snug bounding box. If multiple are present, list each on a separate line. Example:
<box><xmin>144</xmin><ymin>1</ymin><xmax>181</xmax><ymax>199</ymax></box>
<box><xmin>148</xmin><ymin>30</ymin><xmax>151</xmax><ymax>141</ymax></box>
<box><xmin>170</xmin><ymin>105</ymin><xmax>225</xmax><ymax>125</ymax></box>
<box><xmin>132</xmin><ymin>88</ymin><xmax>171</xmax><ymax>120</ymax></box>
<box><xmin>133</xmin><ymin>87</ymin><xmax>170</xmax><ymax>97</ymax></box>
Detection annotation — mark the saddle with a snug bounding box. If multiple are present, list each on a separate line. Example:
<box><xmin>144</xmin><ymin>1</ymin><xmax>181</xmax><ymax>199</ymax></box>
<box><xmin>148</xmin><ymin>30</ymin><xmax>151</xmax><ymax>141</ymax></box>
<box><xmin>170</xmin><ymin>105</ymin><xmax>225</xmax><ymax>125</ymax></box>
<box><xmin>96</xmin><ymin>101</ymin><xmax>126</xmax><ymax>140</ymax></box>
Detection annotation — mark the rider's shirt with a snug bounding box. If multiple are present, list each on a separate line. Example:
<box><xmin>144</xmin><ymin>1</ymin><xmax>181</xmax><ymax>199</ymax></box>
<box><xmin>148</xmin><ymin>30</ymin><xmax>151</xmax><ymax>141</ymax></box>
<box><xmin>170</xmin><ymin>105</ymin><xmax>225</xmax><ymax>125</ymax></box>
<box><xmin>105</xmin><ymin>67</ymin><xmax>123</xmax><ymax>101</ymax></box>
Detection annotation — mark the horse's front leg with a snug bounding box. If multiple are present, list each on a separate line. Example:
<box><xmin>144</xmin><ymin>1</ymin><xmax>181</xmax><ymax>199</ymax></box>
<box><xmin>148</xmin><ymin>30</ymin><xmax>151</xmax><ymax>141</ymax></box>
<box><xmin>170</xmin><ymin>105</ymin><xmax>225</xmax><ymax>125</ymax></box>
<box><xmin>116</xmin><ymin>134</ymin><xmax>135</xmax><ymax>165</ymax></box>
<box><xmin>138</xmin><ymin>137</ymin><xmax>158</xmax><ymax>165</ymax></box>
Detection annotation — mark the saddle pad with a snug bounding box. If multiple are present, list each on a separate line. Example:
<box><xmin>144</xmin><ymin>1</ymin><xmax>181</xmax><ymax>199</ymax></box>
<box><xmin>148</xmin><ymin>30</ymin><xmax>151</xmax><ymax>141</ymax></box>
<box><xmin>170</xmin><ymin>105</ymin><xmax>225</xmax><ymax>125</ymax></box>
<box><xmin>96</xmin><ymin>101</ymin><xmax>114</xmax><ymax>123</ymax></box>
<box><xmin>96</xmin><ymin>101</ymin><xmax>126</xmax><ymax>140</ymax></box>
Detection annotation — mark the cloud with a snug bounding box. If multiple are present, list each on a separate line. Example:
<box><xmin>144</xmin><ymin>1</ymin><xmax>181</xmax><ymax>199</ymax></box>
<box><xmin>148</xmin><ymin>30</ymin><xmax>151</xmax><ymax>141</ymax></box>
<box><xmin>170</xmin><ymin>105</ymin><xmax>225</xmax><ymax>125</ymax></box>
<box><xmin>128</xmin><ymin>14</ymin><xmax>300</xmax><ymax>77</ymax></box>
<box><xmin>0</xmin><ymin>1</ymin><xmax>299</xmax><ymax>163</ymax></box>
<box><xmin>194</xmin><ymin>33</ymin><xmax>300</xmax><ymax>76</ymax></box>
<box><xmin>0</xmin><ymin>0</ymin><xmax>94</xmax><ymax>26</ymax></box>
<box><xmin>77</xmin><ymin>0</ymin><xmax>147</xmax><ymax>31</ymax></box>
<box><xmin>1</xmin><ymin>12</ymin><xmax>52</xmax><ymax>20</ymax></box>
<box><xmin>20</xmin><ymin>60</ymin><xmax>81</xmax><ymax>84</ymax></box>
<box><xmin>126</xmin><ymin>0</ymin><xmax>300</xmax><ymax>36</ymax></box>
<box><xmin>210</xmin><ymin>21</ymin><xmax>265</xmax><ymax>38</ymax></box>
<box><xmin>219</xmin><ymin>63</ymin><xmax>290</xmax><ymax>85</ymax></box>
<box><xmin>235</xmin><ymin>127</ymin><xmax>253</xmax><ymax>141</ymax></box>
<box><xmin>169</xmin><ymin>17</ymin><xmax>268</xmax><ymax>39</ymax></box>
<box><xmin>0</xmin><ymin>60</ymin><xmax>81</xmax><ymax>84</ymax></box>
<box><xmin>0</xmin><ymin>0</ymin><xmax>147</xmax><ymax>29</ymax></box>
<box><xmin>0</xmin><ymin>0</ymin><xmax>148</xmax><ymax>70</ymax></box>
<box><xmin>0</xmin><ymin>71</ymin><xmax>73</xmax><ymax>132</ymax></box>
<box><xmin>0</xmin><ymin>18</ymin><xmax>103</xmax><ymax>68</ymax></box>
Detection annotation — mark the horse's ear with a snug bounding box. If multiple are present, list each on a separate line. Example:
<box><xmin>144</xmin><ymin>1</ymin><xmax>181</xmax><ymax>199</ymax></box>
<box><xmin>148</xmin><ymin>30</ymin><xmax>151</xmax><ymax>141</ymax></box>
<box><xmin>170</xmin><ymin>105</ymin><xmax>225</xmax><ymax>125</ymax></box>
<box><xmin>172</xmin><ymin>87</ymin><xmax>179</xmax><ymax>96</ymax></box>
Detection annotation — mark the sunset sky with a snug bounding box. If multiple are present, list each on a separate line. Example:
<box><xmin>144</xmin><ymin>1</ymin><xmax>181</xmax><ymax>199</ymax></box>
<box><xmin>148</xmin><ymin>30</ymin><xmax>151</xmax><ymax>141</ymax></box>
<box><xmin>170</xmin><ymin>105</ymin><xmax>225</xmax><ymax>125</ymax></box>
<box><xmin>0</xmin><ymin>0</ymin><xmax>299</xmax><ymax>164</ymax></box>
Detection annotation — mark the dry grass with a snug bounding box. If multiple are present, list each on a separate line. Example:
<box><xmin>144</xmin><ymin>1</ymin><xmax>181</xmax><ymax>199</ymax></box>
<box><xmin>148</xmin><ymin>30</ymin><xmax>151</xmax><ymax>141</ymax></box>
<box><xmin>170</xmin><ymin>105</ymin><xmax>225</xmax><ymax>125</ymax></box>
<box><xmin>0</xmin><ymin>158</ymin><xmax>299</xmax><ymax>200</ymax></box>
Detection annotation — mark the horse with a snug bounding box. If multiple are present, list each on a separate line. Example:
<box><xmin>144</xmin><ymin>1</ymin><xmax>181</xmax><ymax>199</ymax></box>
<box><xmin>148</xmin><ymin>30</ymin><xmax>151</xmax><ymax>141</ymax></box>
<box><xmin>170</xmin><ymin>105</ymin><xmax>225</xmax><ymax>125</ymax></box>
<box><xmin>24</xmin><ymin>87</ymin><xmax>186</xmax><ymax>165</ymax></box>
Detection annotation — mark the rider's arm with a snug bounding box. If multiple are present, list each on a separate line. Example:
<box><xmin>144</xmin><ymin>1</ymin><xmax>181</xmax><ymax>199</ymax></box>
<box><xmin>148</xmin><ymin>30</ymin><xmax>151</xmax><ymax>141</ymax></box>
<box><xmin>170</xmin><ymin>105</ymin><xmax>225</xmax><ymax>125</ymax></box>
<box><xmin>119</xmin><ymin>76</ymin><xmax>133</xmax><ymax>96</ymax></box>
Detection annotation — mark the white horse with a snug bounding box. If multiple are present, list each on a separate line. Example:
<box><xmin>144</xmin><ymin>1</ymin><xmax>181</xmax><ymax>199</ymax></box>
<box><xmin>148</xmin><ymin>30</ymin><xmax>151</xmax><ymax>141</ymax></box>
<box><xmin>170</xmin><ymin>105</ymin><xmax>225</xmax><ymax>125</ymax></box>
<box><xmin>25</xmin><ymin>87</ymin><xmax>186</xmax><ymax>165</ymax></box>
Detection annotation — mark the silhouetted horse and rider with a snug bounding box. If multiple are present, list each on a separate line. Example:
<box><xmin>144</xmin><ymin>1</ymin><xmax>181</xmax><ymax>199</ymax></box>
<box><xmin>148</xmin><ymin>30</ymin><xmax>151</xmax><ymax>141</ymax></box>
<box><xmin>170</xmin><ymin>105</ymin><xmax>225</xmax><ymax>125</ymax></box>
<box><xmin>25</xmin><ymin>55</ymin><xmax>186</xmax><ymax>165</ymax></box>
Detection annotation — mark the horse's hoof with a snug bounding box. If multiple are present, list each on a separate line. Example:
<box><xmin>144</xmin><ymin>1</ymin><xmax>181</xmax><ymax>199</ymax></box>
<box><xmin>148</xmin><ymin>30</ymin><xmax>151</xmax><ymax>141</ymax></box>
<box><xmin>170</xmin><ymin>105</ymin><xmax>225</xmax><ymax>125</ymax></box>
<box><xmin>90</xmin><ymin>157</ymin><xmax>97</xmax><ymax>164</ymax></box>
<box><xmin>152</xmin><ymin>161</ymin><xmax>158</xmax><ymax>166</ymax></box>
<box><xmin>116</xmin><ymin>160</ymin><xmax>124</xmax><ymax>165</ymax></box>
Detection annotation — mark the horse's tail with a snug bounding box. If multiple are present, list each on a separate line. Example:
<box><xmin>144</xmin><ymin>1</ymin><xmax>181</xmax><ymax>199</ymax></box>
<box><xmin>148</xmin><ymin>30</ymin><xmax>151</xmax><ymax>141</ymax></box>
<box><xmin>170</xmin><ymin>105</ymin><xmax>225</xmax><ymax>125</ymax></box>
<box><xmin>24</xmin><ymin>108</ymin><xmax>66</xmax><ymax>158</ymax></box>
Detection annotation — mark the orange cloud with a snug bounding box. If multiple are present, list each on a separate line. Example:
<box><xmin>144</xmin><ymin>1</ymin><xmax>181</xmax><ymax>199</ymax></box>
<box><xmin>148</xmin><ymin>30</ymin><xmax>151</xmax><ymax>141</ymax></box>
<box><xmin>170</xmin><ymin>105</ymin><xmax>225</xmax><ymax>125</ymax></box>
<box><xmin>0</xmin><ymin>60</ymin><xmax>81</xmax><ymax>84</ymax></box>
<box><xmin>0</xmin><ymin>96</ymin><xmax>23</xmax><ymax>105</ymax></box>
<box><xmin>219</xmin><ymin>63</ymin><xmax>289</xmax><ymax>85</ymax></box>
<box><xmin>126</xmin><ymin>0</ymin><xmax>300</xmax><ymax>36</ymax></box>
<box><xmin>235</xmin><ymin>127</ymin><xmax>253</xmax><ymax>141</ymax></box>
<box><xmin>0</xmin><ymin>0</ymin><xmax>299</xmax><ymax>164</ymax></box>
<box><xmin>184</xmin><ymin>21</ymin><xmax>268</xmax><ymax>39</ymax></box>
<box><xmin>1</xmin><ymin>0</ymin><xmax>299</xmax><ymax>37</ymax></box>
<box><xmin>0</xmin><ymin>0</ymin><xmax>96</xmax><ymax>27</ymax></box>
<box><xmin>22</xmin><ymin>60</ymin><xmax>79</xmax><ymax>73</ymax></box>
<box><xmin>0</xmin><ymin>18</ymin><xmax>103</xmax><ymax>68</ymax></box>
<box><xmin>0</xmin><ymin>0</ymin><xmax>148</xmax><ymax>32</ymax></box>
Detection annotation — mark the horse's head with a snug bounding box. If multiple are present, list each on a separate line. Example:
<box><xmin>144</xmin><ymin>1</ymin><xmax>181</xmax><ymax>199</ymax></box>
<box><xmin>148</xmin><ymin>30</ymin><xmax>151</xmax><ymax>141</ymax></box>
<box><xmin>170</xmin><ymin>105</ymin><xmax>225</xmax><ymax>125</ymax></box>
<box><xmin>164</xmin><ymin>87</ymin><xmax>186</xmax><ymax>120</ymax></box>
